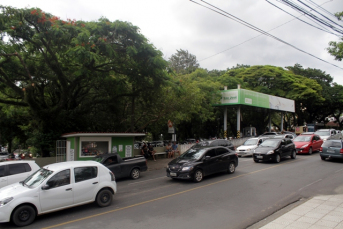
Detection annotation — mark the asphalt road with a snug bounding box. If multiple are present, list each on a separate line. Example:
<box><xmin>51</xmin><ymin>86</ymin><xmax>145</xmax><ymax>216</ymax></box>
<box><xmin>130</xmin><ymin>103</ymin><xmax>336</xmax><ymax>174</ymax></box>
<box><xmin>2</xmin><ymin>152</ymin><xmax>343</xmax><ymax>229</ymax></box>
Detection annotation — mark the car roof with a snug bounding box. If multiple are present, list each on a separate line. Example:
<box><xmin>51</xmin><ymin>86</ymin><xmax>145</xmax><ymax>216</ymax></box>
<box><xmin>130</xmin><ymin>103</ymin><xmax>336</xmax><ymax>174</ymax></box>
<box><xmin>0</xmin><ymin>160</ymin><xmax>38</xmax><ymax>165</ymax></box>
<box><xmin>43</xmin><ymin>161</ymin><xmax>101</xmax><ymax>171</ymax></box>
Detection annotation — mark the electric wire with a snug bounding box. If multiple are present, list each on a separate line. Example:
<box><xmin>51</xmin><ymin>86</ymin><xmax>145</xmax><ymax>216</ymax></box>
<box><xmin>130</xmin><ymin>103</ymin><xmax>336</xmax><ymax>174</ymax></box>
<box><xmin>189</xmin><ymin>0</ymin><xmax>343</xmax><ymax>70</ymax></box>
<box><xmin>266</xmin><ymin>0</ymin><xmax>341</xmax><ymax>37</ymax></box>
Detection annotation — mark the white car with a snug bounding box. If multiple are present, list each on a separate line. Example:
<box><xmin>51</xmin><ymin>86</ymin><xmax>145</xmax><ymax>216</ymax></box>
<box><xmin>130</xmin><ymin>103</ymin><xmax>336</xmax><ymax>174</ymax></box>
<box><xmin>0</xmin><ymin>161</ymin><xmax>117</xmax><ymax>227</ymax></box>
<box><xmin>236</xmin><ymin>137</ymin><xmax>268</xmax><ymax>157</ymax></box>
<box><xmin>0</xmin><ymin>160</ymin><xmax>40</xmax><ymax>188</ymax></box>
<box><xmin>314</xmin><ymin>129</ymin><xmax>341</xmax><ymax>142</ymax></box>
<box><xmin>0</xmin><ymin>152</ymin><xmax>9</xmax><ymax>161</ymax></box>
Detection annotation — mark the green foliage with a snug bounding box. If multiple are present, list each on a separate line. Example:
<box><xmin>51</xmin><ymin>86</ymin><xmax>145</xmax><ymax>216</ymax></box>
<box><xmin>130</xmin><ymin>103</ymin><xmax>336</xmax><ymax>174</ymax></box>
<box><xmin>168</xmin><ymin>49</ymin><xmax>200</xmax><ymax>75</ymax></box>
<box><xmin>0</xmin><ymin>5</ymin><xmax>168</xmax><ymax>154</ymax></box>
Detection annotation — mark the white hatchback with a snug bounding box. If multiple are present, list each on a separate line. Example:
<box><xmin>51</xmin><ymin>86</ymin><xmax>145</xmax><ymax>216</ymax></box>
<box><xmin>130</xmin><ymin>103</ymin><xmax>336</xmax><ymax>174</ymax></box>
<box><xmin>236</xmin><ymin>137</ymin><xmax>268</xmax><ymax>157</ymax></box>
<box><xmin>0</xmin><ymin>160</ymin><xmax>40</xmax><ymax>188</ymax></box>
<box><xmin>0</xmin><ymin>161</ymin><xmax>117</xmax><ymax>227</ymax></box>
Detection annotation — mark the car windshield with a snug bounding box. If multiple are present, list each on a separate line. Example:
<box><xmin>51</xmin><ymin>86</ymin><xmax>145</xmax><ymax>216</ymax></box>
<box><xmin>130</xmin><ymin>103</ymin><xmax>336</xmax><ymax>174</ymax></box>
<box><xmin>315</xmin><ymin>131</ymin><xmax>330</xmax><ymax>136</ymax></box>
<box><xmin>23</xmin><ymin>168</ymin><xmax>53</xmax><ymax>188</ymax></box>
<box><xmin>294</xmin><ymin>136</ymin><xmax>311</xmax><ymax>142</ymax></box>
<box><xmin>243</xmin><ymin>139</ymin><xmax>258</xmax><ymax>146</ymax></box>
<box><xmin>260</xmin><ymin>140</ymin><xmax>280</xmax><ymax>147</ymax></box>
<box><xmin>180</xmin><ymin>148</ymin><xmax>207</xmax><ymax>160</ymax></box>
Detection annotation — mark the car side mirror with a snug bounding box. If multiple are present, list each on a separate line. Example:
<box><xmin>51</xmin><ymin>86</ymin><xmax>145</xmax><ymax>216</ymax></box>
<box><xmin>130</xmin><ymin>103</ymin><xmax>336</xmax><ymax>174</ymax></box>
<box><xmin>41</xmin><ymin>184</ymin><xmax>50</xmax><ymax>190</ymax></box>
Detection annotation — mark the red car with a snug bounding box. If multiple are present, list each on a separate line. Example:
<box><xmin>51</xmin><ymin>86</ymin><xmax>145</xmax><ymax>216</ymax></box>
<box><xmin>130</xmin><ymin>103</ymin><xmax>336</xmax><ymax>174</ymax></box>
<box><xmin>293</xmin><ymin>133</ymin><xmax>323</xmax><ymax>154</ymax></box>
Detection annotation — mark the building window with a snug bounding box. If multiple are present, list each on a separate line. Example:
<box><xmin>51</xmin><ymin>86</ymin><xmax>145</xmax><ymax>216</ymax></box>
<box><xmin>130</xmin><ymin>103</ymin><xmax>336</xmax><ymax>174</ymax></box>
<box><xmin>79</xmin><ymin>137</ymin><xmax>111</xmax><ymax>157</ymax></box>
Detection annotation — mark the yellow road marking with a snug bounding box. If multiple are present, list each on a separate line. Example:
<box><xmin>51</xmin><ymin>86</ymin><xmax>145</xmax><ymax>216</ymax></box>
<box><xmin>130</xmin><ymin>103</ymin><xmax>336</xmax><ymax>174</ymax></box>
<box><xmin>42</xmin><ymin>159</ymin><xmax>301</xmax><ymax>229</ymax></box>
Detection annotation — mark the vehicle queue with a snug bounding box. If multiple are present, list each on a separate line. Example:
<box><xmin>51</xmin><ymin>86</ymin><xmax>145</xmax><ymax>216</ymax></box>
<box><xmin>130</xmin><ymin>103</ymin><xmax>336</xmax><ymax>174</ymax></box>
<box><xmin>0</xmin><ymin>129</ymin><xmax>342</xmax><ymax>227</ymax></box>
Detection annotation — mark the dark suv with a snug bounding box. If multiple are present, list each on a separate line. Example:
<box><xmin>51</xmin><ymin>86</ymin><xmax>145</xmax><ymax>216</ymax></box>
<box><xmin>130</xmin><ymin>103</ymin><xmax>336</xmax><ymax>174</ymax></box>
<box><xmin>253</xmin><ymin>138</ymin><xmax>296</xmax><ymax>163</ymax></box>
<box><xmin>193</xmin><ymin>139</ymin><xmax>235</xmax><ymax>151</ymax></box>
<box><xmin>166</xmin><ymin>146</ymin><xmax>238</xmax><ymax>182</ymax></box>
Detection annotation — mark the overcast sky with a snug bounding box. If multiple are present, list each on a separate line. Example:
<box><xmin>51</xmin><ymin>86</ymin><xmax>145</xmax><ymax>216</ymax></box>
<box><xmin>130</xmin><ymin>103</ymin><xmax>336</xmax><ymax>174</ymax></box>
<box><xmin>3</xmin><ymin>0</ymin><xmax>343</xmax><ymax>85</ymax></box>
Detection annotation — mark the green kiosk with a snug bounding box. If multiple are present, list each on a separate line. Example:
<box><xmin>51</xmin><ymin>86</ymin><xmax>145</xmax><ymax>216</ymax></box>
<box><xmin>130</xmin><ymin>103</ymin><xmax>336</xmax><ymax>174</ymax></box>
<box><xmin>60</xmin><ymin>132</ymin><xmax>145</xmax><ymax>162</ymax></box>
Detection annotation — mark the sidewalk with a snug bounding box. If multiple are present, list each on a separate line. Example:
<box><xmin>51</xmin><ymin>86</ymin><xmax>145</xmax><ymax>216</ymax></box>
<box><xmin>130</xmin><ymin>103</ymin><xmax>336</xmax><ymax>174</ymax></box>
<box><xmin>254</xmin><ymin>194</ymin><xmax>343</xmax><ymax>229</ymax></box>
<box><xmin>146</xmin><ymin>157</ymin><xmax>171</xmax><ymax>171</ymax></box>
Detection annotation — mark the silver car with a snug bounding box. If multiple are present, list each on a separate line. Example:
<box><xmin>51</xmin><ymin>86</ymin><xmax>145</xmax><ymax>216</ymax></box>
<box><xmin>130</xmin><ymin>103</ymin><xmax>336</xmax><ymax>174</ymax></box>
<box><xmin>0</xmin><ymin>152</ymin><xmax>9</xmax><ymax>161</ymax></box>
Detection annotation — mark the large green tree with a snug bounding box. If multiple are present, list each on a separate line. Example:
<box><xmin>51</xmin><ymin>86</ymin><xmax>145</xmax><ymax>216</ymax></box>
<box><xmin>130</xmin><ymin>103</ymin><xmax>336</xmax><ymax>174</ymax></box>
<box><xmin>0</xmin><ymin>6</ymin><xmax>168</xmax><ymax>155</ymax></box>
<box><xmin>168</xmin><ymin>49</ymin><xmax>199</xmax><ymax>75</ymax></box>
<box><xmin>327</xmin><ymin>11</ymin><xmax>343</xmax><ymax>61</ymax></box>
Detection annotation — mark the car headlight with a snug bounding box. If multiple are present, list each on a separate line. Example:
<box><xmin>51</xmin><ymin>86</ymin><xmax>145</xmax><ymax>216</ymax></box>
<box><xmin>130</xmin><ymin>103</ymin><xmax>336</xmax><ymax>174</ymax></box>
<box><xmin>266</xmin><ymin>150</ymin><xmax>274</xmax><ymax>155</ymax></box>
<box><xmin>246</xmin><ymin>148</ymin><xmax>251</xmax><ymax>151</ymax></box>
<box><xmin>301</xmin><ymin>144</ymin><xmax>309</xmax><ymax>148</ymax></box>
<box><xmin>181</xmin><ymin>166</ymin><xmax>193</xmax><ymax>171</ymax></box>
<box><xmin>0</xmin><ymin>197</ymin><xmax>13</xmax><ymax>207</ymax></box>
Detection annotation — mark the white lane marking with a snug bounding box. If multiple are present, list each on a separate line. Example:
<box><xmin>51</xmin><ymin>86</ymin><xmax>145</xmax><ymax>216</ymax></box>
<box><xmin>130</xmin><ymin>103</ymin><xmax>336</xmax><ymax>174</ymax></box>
<box><xmin>299</xmin><ymin>179</ymin><xmax>322</xmax><ymax>191</ymax></box>
<box><xmin>335</xmin><ymin>168</ymin><xmax>343</xmax><ymax>173</ymax></box>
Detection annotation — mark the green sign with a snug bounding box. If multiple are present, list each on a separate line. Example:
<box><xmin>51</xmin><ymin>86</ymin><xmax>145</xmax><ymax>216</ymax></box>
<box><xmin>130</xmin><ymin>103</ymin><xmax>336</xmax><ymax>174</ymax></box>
<box><xmin>215</xmin><ymin>89</ymin><xmax>294</xmax><ymax>113</ymax></box>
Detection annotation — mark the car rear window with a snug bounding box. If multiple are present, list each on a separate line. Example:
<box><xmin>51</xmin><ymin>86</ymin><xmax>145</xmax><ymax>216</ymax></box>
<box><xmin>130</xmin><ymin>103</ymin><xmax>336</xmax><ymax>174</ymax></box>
<box><xmin>74</xmin><ymin>166</ymin><xmax>98</xmax><ymax>182</ymax></box>
<box><xmin>322</xmin><ymin>141</ymin><xmax>342</xmax><ymax>148</ymax></box>
<box><xmin>8</xmin><ymin>163</ymin><xmax>27</xmax><ymax>175</ymax></box>
<box><xmin>0</xmin><ymin>165</ymin><xmax>5</xmax><ymax>177</ymax></box>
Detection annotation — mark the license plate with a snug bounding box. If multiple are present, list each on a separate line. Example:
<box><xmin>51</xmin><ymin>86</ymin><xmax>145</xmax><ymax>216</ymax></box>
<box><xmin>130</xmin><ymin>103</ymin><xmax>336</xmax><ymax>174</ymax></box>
<box><xmin>170</xmin><ymin>172</ymin><xmax>177</xmax><ymax>177</ymax></box>
<box><xmin>327</xmin><ymin>150</ymin><xmax>335</xmax><ymax>153</ymax></box>
<box><xmin>256</xmin><ymin>156</ymin><xmax>263</xmax><ymax>159</ymax></box>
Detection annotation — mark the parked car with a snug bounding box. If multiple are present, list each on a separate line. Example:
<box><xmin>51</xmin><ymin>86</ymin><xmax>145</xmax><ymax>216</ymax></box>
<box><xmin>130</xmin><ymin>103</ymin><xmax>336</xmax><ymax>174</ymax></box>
<box><xmin>0</xmin><ymin>161</ymin><xmax>117</xmax><ymax>227</ymax></box>
<box><xmin>149</xmin><ymin>141</ymin><xmax>164</xmax><ymax>147</ymax></box>
<box><xmin>283</xmin><ymin>131</ymin><xmax>297</xmax><ymax>139</ymax></box>
<box><xmin>253</xmin><ymin>138</ymin><xmax>296</xmax><ymax>163</ymax></box>
<box><xmin>314</xmin><ymin>129</ymin><xmax>342</xmax><ymax>142</ymax></box>
<box><xmin>293</xmin><ymin>134</ymin><xmax>323</xmax><ymax>154</ymax></box>
<box><xmin>95</xmin><ymin>153</ymin><xmax>147</xmax><ymax>179</ymax></box>
<box><xmin>193</xmin><ymin>139</ymin><xmax>235</xmax><ymax>151</ymax></box>
<box><xmin>259</xmin><ymin>132</ymin><xmax>280</xmax><ymax>137</ymax></box>
<box><xmin>273</xmin><ymin>133</ymin><xmax>295</xmax><ymax>140</ymax></box>
<box><xmin>320</xmin><ymin>140</ymin><xmax>343</xmax><ymax>161</ymax></box>
<box><xmin>0</xmin><ymin>152</ymin><xmax>9</xmax><ymax>161</ymax></box>
<box><xmin>166</xmin><ymin>146</ymin><xmax>238</xmax><ymax>182</ymax></box>
<box><xmin>236</xmin><ymin>137</ymin><xmax>269</xmax><ymax>157</ymax></box>
<box><xmin>0</xmin><ymin>161</ymin><xmax>40</xmax><ymax>189</ymax></box>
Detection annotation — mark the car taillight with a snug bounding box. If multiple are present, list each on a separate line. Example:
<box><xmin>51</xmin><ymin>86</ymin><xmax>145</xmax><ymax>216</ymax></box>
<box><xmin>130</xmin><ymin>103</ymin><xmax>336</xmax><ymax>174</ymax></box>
<box><xmin>109</xmin><ymin>171</ymin><xmax>115</xmax><ymax>181</ymax></box>
<box><xmin>320</xmin><ymin>147</ymin><xmax>322</xmax><ymax>152</ymax></box>
<box><xmin>340</xmin><ymin>149</ymin><xmax>343</xmax><ymax>154</ymax></box>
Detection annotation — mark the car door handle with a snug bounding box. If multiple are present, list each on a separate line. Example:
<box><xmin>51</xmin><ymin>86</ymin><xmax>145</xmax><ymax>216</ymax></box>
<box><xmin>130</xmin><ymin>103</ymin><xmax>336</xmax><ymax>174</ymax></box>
<box><xmin>93</xmin><ymin>182</ymin><xmax>98</xmax><ymax>184</ymax></box>
<box><xmin>66</xmin><ymin>188</ymin><xmax>72</xmax><ymax>191</ymax></box>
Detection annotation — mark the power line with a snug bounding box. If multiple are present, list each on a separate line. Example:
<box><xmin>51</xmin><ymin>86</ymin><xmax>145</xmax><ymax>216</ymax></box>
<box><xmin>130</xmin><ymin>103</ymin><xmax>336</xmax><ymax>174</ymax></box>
<box><xmin>189</xmin><ymin>0</ymin><xmax>343</xmax><ymax>70</ymax></box>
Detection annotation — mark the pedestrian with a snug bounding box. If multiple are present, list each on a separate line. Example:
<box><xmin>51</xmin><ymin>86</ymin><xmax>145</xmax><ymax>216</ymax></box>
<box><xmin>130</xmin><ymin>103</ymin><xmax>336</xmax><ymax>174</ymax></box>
<box><xmin>141</xmin><ymin>144</ymin><xmax>149</xmax><ymax>161</ymax></box>
<box><xmin>148</xmin><ymin>143</ymin><xmax>157</xmax><ymax>161</ymax></box>
<box><xmin>172</xmin><ymin>141</ymin><xmax>180</xmax><ymax>158</ymax></box>
<box><xmin>166</xmin><ymin>142</ymin><xmax>173</xmax><ymax>158</ymax></box>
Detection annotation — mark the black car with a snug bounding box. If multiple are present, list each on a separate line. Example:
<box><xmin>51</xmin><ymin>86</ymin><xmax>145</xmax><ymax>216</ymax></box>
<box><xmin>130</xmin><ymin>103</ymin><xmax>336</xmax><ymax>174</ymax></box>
<box><xmin>192</xmin><ymin>139</ymin><xmax>235</xmax><ymax>151</ymax></box>
<box><xmin>166</xmin><ymin>146</ymin><xmax>238</xmax><ymax>182</ymax></box>
<box><xmin>253</xmin><ymin>138</ymin><xmax>296</xmax><ymax>163</ymax></box>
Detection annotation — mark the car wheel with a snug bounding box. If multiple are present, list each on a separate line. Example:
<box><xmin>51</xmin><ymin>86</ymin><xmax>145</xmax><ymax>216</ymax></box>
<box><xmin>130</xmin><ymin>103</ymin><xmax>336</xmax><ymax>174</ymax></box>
<box><xmin>130</xmin><ymin>168</ymin><xmax>140</xmax><ymax>179</ymax></box>
<box><xmin>227</xmin><ymin>162</ymin><xmax>236</xmax><ymax>174</ymax></box>
<box><xmin>11</xmin><ymin>205</ymin><xmax>36</xmax><ymax>227</ymax></box>
<box><xmin>308</xmin><ymin>147</ymin><xmax>313</xmax><ymax>155</ymax></box>
<box><xmin>96</xmin><ymin>189</ymin><xmax>113</xmax><ymax>207</ymax></box>
<box><xmin>193</xmin><ymin>169</ymin><xmax>203</xmax><ymax>182</ymax></box>
<box><xmin>291</xmin><ymin>150</ymin><xmax>296</xmax><ymax>159</ymax></box>
<box><xmin>274</xmin><ymin>154</ymin><xmax>281</xmax><ymax>163</ymax></box>
<box><xmin>254</xmin><ymin>159</ymin><xmax>259</xmax><ymax>163</ymax></box>
<box><xmin>321</xmin><ymin>156</ymin><xmax>326</xmax><ymax>161</ymax></box>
